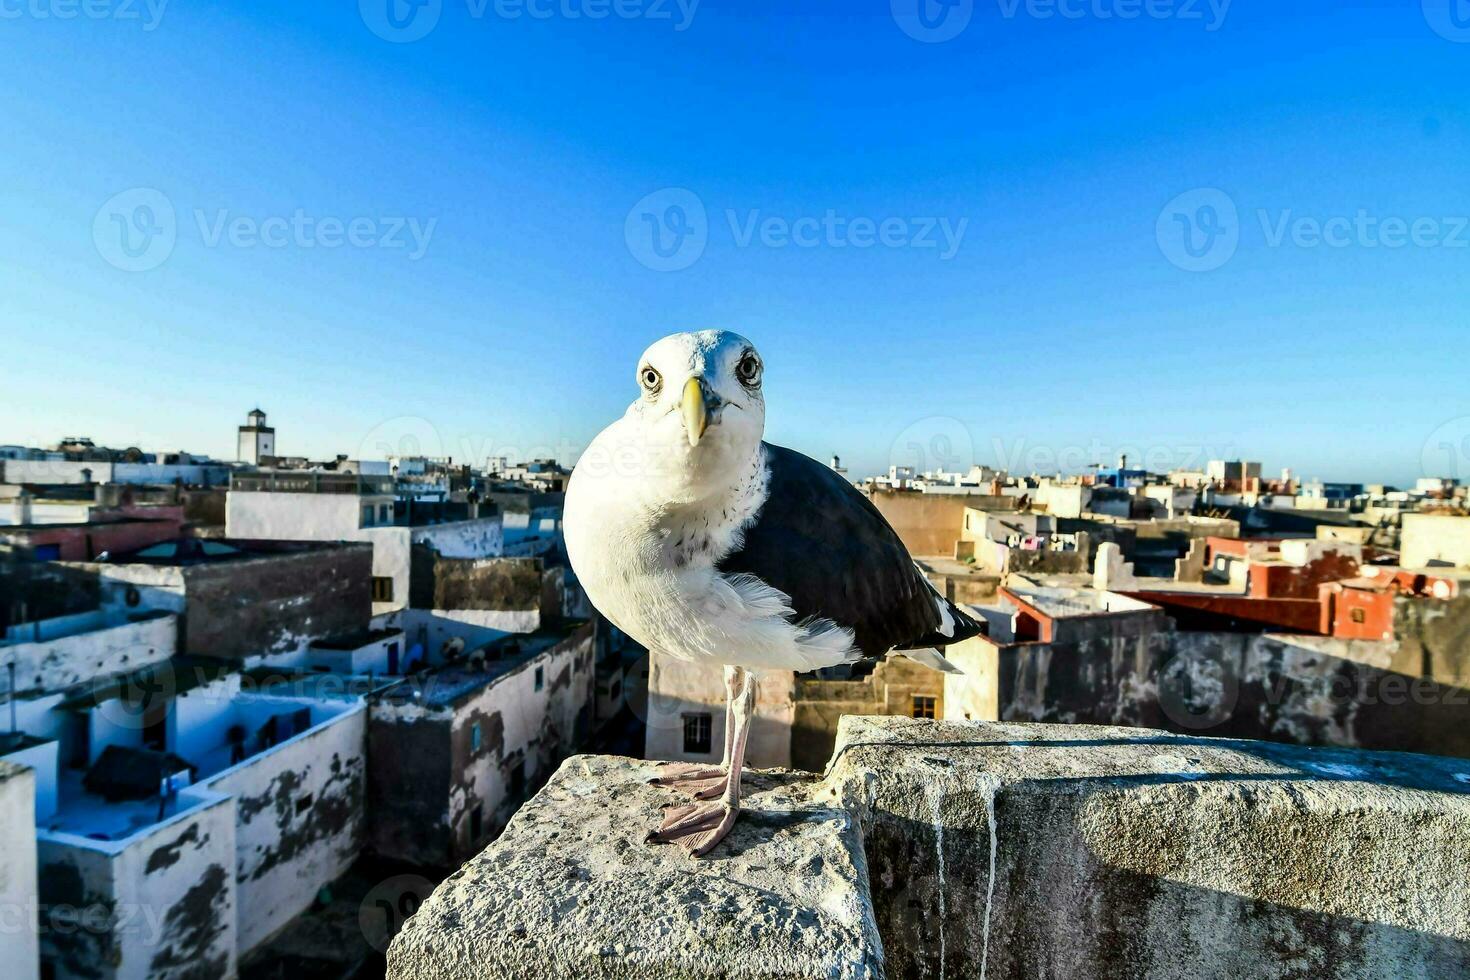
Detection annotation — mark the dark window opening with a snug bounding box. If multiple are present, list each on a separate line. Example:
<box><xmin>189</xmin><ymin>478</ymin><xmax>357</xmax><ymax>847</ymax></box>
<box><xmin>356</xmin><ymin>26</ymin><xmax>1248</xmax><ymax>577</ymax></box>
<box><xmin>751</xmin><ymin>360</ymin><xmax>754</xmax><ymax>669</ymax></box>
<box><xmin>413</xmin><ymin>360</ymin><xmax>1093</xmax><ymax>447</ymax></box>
<box><xmin>372</xmin><ymin>577</ymin><xmax>394</xmax><ymax>602</ymax></box>
<box><xmin>912</xmin><ymin>695</ymin><xmax>937</xmax><ymax>719</ymax></box>
<box><xmin>682</xmin><ymin>713</ymin><xmax>713</xmax><ymax>755</ymax></box>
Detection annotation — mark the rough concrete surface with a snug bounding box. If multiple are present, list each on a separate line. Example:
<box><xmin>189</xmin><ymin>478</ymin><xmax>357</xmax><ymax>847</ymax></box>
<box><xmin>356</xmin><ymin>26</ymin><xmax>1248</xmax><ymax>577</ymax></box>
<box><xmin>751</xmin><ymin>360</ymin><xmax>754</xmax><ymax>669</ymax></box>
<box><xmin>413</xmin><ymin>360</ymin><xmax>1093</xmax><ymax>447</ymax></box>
<box><xmin>391</xmin><ymin>720</ymin><xmax>1470</xmax><ymax>980</ymax></box>
<box><xmin>835</xmin><ymin>715</ymin><xmax>1470</xmax><ymax>980</ymax></box>
<box><xmin>388</xmin><ymin>755</ymin><xmax>883</xmax><ymax>980</ymax></box>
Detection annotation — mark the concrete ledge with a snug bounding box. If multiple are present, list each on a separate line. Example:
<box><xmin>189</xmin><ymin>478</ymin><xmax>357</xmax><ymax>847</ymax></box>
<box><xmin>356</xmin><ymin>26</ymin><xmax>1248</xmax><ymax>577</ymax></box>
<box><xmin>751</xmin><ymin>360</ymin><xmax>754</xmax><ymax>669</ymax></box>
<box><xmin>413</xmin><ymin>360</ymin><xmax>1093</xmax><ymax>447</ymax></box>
<box><xmin>387</xmin><ymin>755</ymin><xmax>882</xmax><ymax>980</ymax></box>
<box><xmin>390</xmin><ymin>721</ymin><xmax>1470</xmax><ymax>980</ymax></box>
<box><xmin>836</xmin><ymin>716</ymin><xmax>1470</xmax><ymax>980</ymax></box>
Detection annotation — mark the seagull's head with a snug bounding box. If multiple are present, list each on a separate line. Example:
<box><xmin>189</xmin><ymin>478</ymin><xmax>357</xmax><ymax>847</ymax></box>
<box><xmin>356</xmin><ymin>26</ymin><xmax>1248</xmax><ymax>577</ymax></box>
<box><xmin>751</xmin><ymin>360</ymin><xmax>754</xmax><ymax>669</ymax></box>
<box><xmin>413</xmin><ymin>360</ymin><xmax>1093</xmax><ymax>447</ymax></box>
<box><xmin>625</xmin><ymin>329</ymin><xmax>766</xmax><ymax>488</ymax></box>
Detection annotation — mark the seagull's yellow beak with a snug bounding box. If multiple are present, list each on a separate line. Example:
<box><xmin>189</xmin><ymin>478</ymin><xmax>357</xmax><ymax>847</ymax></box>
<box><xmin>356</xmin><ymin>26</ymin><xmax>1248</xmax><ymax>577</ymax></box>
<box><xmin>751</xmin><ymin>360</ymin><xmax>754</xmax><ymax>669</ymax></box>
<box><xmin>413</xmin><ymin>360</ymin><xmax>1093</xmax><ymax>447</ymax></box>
<box><xmin>681</xmin><ymin>377</ymin><xmax>708</xmax><ymax>447</ymax></box>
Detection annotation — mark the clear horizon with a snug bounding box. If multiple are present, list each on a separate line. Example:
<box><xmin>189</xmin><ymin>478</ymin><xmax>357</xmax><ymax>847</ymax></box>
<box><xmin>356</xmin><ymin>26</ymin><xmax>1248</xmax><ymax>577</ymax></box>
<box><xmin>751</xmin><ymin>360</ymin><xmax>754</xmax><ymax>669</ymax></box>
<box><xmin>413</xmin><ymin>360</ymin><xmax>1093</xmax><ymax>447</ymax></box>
<box><xmin>3</xmin><ymin>1</ymin><xmax>1468</xmax><ymax>489</ymax></box>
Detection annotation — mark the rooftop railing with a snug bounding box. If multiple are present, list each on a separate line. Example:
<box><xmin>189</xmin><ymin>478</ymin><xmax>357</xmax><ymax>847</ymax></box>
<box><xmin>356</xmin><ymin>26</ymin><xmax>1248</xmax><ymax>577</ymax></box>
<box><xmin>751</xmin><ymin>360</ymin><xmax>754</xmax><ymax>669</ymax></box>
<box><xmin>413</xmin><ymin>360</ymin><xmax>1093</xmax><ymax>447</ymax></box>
<box><xmin>230</xmin><ymin>471</ymin><xmax>394</xmax><ymax>495</ymax></box>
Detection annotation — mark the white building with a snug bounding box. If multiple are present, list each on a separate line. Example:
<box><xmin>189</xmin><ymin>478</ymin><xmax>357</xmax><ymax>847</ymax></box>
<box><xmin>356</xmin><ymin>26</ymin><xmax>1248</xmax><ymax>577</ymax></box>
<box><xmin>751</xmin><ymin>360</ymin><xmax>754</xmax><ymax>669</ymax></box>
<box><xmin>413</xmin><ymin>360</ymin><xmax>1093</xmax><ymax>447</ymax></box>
<box><xmin>0</xmin><ymin>760</ymin><xmax>39</xmax><ymax>980</ymax></box>
<box><xmin>225</xmin><ymin>471</ymin><xmax>504</xmax><ymax>615</ymax></box>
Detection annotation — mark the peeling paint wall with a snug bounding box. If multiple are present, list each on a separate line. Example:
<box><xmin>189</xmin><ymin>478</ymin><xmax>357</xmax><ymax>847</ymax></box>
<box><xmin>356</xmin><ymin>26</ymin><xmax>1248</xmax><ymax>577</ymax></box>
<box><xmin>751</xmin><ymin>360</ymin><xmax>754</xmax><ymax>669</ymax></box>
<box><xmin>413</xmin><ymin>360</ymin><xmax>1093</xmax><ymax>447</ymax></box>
<box><xmin>180</xmin><ymin>547</ymin><xmax>373</xmax><ymax>660</ymax></box>
<box><xmin>199</xmin><ymin>701</ymin><xmax>365</xmax><ymax>952</ymax></box>
<box><xmin>39</xmin><ymin>794</ymin><xmax>236</xmax><ymax>980</ymax></box>
<box><xmin>984</xmin><ymin>616</ymin><xmax>1470</xmax><ymax>759</ymax></box>
<box><xmin>0</xmin><ymin>613</ymin><xmax>175</xmax><ymax>698</ymax></box>
<box><xmin>367</xmin><ymin>626</ymin><xmax>594</xmax><ymax>867</ymax></box>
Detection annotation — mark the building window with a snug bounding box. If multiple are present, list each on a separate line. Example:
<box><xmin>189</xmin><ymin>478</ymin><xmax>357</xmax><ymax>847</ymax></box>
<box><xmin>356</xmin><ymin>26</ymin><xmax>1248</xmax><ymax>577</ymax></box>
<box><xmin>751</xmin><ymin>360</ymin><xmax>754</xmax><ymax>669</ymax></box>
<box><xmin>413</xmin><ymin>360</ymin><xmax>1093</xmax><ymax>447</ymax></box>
<box><xmin>682</xmin><ymin>712</ymin><xmax>713</xmax><ymax>755</ymax></box>
<box><xmin>471</xmin><ymin>722</ymin><xmax>481</xmax><ymax>752</ymax></box>
<box><xmin>379</xmin><ymin>504</ymin><xmax>391</xmax><ymax>523</ymax></box>
<box><xmin>362</xmin><ymin>505</ymin><xmax>375</xmax><ymax>526</ymax></box>
<box><xmin>912</xmin><ymin>695</ymin><xmax>937</xmax><ymax>719</ymax></box>
<box><xmin>534</xmin><ymin>666</ymin><xmax>544</xmax><ymax>692</ymax></box>
<box><xmin>372</xmin><ymin>577</ymin><xmax>394</xmax><ymax>602</ymax></box>
<box><xmin>1350</xmin><ymin>607</ymin><xmax>1367</xmax><ymax>624</ymax></box>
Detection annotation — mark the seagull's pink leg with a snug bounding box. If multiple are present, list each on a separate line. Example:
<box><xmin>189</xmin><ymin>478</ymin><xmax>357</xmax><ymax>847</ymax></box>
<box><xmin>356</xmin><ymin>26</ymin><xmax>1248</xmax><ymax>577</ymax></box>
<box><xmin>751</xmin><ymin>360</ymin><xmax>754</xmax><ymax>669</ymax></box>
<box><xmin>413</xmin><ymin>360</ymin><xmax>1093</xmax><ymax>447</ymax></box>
<box><xmin>647</xmin><ymin>667</ymin><xmax>754</xmax><ymax>857</ymax></box>
<box><xmin>647</xmin><ymin>665</ymin><xmax>739</xmax><ymax>798</ymax></box>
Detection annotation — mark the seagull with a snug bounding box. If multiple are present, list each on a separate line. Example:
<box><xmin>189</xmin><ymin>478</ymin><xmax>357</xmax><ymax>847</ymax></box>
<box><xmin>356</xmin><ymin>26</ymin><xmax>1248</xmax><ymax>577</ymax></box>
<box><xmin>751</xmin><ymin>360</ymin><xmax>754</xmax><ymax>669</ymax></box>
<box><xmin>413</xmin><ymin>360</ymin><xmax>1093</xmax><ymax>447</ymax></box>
<box><xmin>564</xmin><ymin>330</ymin><xmax>981</xmax><ymax>857</ymax></box>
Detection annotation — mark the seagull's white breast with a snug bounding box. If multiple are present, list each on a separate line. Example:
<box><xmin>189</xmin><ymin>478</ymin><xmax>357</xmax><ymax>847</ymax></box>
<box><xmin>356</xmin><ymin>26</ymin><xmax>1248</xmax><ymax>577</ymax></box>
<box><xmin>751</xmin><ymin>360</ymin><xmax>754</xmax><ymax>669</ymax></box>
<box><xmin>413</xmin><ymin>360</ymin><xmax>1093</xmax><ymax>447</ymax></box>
<box><xmin>565</xmin><ymin>424</ymin><xmax>858</xmax><ymax>672</ymax></box>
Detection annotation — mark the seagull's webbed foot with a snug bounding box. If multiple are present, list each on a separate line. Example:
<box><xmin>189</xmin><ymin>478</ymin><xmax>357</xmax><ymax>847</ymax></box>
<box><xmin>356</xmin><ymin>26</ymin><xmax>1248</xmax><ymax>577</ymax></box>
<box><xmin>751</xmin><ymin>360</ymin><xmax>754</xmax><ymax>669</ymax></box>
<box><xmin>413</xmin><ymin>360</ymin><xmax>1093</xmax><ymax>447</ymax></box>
<box><xmin>648</xmin><ymin>762</ymin><xmax>728</xmax><ymax>799</ymax></box>
<box><xmin>645</xmin><ymin>800</ymin><xmax>739</xmax><ymax>858</ymax></box>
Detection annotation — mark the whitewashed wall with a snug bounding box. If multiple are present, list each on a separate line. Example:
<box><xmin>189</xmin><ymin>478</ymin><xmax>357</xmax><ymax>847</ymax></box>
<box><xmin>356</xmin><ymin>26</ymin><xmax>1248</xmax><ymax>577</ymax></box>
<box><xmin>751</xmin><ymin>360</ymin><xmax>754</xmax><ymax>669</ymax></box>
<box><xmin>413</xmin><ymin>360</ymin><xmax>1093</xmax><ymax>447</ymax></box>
<box><xmin>0</xmin><ymin>763</ymin><xmax>39</xmax><ymax>980</ymax></box>
<box><xmin>38</xmin><ymin>791</ymin><xmax>236</xmax><ymax>980</ymax></box>
<box><xmin>198</xmin><ymin>700</ymin><xmax>365</xmax><ymax>952</ymax></box>
<box><xmin>0</xmin><ymin>614</ymin><xmax>176</xmax><ymax>698</ymax></box>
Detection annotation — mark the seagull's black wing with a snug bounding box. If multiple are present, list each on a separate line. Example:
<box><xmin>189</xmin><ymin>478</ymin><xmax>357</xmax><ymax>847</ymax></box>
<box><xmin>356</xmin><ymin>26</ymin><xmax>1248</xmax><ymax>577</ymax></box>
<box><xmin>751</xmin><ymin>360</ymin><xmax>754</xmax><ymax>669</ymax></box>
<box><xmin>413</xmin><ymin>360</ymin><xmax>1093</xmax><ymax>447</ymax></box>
<box><xmin>716</xmin><ymin>443</ymin><xmax>982</xmax><ymax>658</ymax></box>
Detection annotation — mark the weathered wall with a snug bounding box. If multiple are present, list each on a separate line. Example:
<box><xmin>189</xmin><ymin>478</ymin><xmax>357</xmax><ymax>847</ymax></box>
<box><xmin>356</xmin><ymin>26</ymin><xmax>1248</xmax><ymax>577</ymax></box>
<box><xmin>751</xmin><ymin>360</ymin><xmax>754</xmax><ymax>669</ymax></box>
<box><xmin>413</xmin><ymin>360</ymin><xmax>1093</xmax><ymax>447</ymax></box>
<box><xmin>1402</xmin><ymin>513</ymin><xmax>1470</xmax><ymax>569</ymax></box>
<box><xmin>39</xmin><ymin>793</ymin><xmax>237</xmax><ymax>980</ymax></box>
<box><xmin>0</xmin><ymin>561</ymin><xmax>100</xmax><ymax>629</ymax></box>
<box><xmin>791</xmin><ymin>658</ymin><xmax>945</xmax><ymax>772</ymax></box>
<box><xmin>865</xmin><ymin>490</ymin><xmax>1005</xmax><ymax>556</ymax></box>
<box><xmin>840</xmin><ymin>716</ymin><xmax>1470</xmax><ymax>980</ymax></box>
<box><xmin>367</xmin><ymin>699</ymin><xmax>452</xmax><ymax>866</ymax></box>
<box><xmin>200</xmin><ymin>701</ymin><xmax>365</xmax><ymax>952</ymax></box>
<box><xmin>445</xmin><ymin>627</ymin><xmax>594</xmax><ymax>861</ymax></box>
<box><xmin>0</xmin><ymin>763</ymin><xmax>39</xmax><ymax>980</ymax></box>
<box><xmin>0</xmin><ymin>613</ymin><xmax>175</xmax><ymax>697</ymax></box>
<box><xmin>368</xmin><ymin>626</ymin><xmax>595</xmax><ymax>867</ymax></box>
<box><xmin>987</xmin><ymin>619</ymin><xmax>1470</xmax><ymax>760</ymax></box>
<box><xmin>412</xmin><ymin>518</ymin><xmax>504</xmax><ymax>560</ymax></box>
<box><xmin>408</xmin><ymin>552</ymin><xmax>541</xmax><ymax>613</ymax></box>
<box><xmin>180</xmin><ymin>545</ymin><xmax>373</xmax><ymax>660</ymax></box>
<box><xmin>643</xmin><ymin>653</ymin><xmax>795</xmax><ymax>769</ymax></box>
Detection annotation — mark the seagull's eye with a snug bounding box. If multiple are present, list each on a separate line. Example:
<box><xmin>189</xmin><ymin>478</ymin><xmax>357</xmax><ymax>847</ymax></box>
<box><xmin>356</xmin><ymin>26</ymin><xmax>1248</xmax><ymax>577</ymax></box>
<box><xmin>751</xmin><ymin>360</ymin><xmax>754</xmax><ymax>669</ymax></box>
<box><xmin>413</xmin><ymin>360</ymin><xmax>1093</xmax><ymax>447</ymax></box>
<box><xmin>736</xmin><ymin>354</ymin><xmax>761</xmax><ymax>387</ymax></box>
<box><xmin>639</xmin><ymin>366</ymin><xmax>662</xmax><ymax>392</ymax></box>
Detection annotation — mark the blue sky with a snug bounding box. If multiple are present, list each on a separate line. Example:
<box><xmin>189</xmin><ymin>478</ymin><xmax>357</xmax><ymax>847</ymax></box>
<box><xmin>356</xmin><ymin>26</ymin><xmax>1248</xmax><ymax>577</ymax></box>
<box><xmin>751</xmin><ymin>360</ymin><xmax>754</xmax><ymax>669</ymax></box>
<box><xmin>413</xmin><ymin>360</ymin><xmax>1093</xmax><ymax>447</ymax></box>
<box><xmin>2</xmin><ymin>0</ymin><xmax>1467</xmax><ymax>485</ymax></box>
